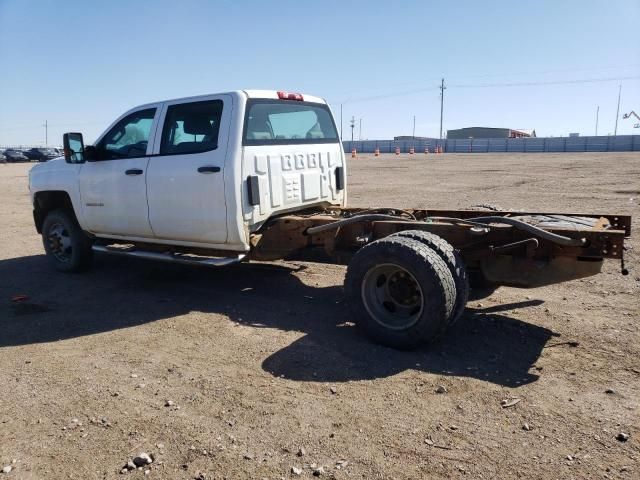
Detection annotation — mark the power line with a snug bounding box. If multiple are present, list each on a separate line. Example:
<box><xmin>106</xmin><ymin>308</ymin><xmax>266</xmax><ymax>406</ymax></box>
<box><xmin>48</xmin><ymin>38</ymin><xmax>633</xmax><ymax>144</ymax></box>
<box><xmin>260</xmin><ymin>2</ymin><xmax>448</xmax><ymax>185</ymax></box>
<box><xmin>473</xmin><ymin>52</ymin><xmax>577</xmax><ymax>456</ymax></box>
<box><xmin>332</xmin><ymin>75</ymin><xmax>639</xmax><ymax>106</ymax></box>
<box><xmin>323</xmin><ymin>64</ymin><xmax>640</xmax><ymax>100</ymax></box>
<box><xmin>449</xmin><ymin>75</ymin><xmax>640</xmax><ymax>89</ymax></box>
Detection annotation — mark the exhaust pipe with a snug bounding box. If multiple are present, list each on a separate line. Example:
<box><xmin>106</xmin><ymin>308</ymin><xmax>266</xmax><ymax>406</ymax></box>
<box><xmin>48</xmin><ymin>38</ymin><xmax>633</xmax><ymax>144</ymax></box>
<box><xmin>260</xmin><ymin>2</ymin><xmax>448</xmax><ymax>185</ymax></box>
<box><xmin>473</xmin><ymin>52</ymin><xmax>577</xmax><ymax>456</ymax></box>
<box><xmin>92</xmin><ymin>245</ymin><xmax>245</xmax><ymax>267</ymax></box>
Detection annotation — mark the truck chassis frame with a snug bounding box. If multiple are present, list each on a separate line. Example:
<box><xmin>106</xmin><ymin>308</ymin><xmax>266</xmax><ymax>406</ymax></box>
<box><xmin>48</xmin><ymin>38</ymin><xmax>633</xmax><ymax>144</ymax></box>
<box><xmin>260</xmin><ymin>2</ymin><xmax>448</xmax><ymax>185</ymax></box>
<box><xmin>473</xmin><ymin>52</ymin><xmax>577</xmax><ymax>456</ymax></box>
<box><xmin>249</xmin><ymin>207</ymin><xmax>630</xmax><ymax>288</ymax></box>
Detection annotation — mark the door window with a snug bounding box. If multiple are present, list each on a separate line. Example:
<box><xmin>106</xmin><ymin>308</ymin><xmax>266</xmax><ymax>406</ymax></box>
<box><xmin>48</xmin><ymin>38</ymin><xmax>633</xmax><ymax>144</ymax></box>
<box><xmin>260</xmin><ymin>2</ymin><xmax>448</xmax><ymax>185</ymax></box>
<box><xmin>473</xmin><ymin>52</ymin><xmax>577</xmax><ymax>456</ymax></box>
<box><xmin>160</xmin><ymin>100</ymin><xmax>223</xmax><ymax>155</ymax></box>
<box><xmin>97</xmin><ymin>108</ymin><xmax>156</xmax><ymax>159</ymax></box>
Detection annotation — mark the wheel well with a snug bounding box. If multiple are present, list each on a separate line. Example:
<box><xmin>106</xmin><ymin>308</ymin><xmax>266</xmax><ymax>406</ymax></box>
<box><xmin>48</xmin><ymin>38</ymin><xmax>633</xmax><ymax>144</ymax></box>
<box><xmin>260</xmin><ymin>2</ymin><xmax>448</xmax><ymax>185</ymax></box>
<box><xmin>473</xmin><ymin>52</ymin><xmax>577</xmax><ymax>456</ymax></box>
<box><xmin>33</xmin><ymin>191</ymin><xmax>76</xmax><ymax>233</ymax></box>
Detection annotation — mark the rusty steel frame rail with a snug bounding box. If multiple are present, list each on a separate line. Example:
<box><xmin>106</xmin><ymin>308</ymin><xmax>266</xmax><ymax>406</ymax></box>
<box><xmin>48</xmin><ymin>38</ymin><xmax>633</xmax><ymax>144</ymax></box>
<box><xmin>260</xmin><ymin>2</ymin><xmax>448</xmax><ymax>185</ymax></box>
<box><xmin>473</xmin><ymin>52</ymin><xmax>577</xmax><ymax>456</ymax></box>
<box><xmin>251</xmin><ymin>207</ymin><xmax>629</xmax><ymax>263</ymax></box>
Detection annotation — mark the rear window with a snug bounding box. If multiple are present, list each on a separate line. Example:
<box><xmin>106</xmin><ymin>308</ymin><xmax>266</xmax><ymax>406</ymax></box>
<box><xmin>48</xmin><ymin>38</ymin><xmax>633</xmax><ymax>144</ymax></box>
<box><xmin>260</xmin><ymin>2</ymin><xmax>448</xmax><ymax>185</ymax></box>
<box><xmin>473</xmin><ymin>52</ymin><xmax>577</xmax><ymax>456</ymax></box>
<box><xmin>243</xmin><ymin>99</ymin><xmax>339</xmax><ymax>145</ymax></box>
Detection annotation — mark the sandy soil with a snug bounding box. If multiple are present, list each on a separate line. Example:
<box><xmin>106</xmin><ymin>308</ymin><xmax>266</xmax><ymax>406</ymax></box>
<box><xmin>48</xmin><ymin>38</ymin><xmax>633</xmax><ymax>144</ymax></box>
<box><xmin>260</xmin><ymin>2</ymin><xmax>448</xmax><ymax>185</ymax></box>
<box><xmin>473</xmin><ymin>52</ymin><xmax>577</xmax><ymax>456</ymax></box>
<box><xmin>1</xmin><ymin>152</ymin><xmax>638</xmax><ymax>479</ymax></box>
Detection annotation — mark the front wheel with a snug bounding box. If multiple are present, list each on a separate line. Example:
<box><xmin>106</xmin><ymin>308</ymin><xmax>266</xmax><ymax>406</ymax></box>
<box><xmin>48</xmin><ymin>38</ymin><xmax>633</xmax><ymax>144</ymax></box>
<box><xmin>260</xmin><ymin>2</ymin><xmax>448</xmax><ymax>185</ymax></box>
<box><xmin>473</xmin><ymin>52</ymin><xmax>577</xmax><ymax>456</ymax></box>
<box><xmin>41</xmin><ymin>209</ymin><xmax>93</xmax><ymax>272</ymax></box>
<box><xmin>345</xmin><ymin>236</ymin><xmax>456</xmax><ymax>350</ymax></box>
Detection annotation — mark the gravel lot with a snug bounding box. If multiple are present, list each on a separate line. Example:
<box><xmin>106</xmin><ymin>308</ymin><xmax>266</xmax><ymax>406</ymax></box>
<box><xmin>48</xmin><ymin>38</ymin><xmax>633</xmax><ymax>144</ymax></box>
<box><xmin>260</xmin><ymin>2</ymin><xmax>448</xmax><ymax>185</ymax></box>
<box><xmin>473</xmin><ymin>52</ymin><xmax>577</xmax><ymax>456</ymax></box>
<box><xmin>1</xmin><ymin>153</ymin><xmax>638</xmax><ymax>479</ymax></box>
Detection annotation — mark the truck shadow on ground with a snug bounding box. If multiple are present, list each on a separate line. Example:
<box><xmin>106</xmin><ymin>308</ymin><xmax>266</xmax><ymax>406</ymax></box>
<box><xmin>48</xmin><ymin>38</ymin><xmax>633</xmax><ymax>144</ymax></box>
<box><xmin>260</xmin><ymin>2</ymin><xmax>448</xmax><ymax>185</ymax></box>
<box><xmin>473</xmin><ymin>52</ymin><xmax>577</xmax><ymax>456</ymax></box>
<box><xmin>0</xmin><ymin>254</ymin><xmax>557</xmax><ymax>388</ymax></box>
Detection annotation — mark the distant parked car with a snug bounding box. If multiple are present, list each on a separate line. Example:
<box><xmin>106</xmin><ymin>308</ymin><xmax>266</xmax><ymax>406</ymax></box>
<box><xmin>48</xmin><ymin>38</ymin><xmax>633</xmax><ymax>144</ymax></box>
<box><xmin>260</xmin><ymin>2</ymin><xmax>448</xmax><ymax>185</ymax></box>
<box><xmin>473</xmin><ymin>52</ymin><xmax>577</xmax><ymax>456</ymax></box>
<box><xmin>24</xmin><ymin>147</ymin><xmax>59</xmax><ymax>162</ymax></box>
<box><xmin>3</xmin><ymin>149</ymin><xmax>29</xmax><ymax>162</ymax></box>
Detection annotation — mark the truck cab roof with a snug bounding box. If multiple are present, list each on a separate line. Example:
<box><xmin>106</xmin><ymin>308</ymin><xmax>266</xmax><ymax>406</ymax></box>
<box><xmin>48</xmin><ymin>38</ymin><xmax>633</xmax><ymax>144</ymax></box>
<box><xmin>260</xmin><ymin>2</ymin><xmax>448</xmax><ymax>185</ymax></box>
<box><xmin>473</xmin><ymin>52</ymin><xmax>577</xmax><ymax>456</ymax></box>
<box><xmin>129</xmin><ymin>90</ymin><xmax>328</xmax><ymax>113</ymax></box>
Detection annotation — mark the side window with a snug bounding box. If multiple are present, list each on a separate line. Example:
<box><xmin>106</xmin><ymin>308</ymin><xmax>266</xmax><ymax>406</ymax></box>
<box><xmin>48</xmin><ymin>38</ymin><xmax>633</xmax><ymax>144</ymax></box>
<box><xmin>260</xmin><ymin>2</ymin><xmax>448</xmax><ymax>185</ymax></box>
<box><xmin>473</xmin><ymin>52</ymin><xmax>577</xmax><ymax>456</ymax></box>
<box><xmin>97</xmin><ymin>108</ymin><xmax>156</xmax><ymax>160</ymax></box>
<box><xmin>160</xmin><ymin>100</ymin><xmax>223</xmax><ymax>155</ymax></box>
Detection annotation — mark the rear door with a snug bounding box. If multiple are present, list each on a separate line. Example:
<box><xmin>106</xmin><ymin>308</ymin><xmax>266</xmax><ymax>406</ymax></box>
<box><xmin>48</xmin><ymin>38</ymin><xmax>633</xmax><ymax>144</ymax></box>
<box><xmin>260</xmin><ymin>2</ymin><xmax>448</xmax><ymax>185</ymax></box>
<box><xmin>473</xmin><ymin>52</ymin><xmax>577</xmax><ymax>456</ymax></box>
<box><xmin>241</xmin><ymin>97</ymin><xmax>345</xmax><ymax>226</ymax></box>
<box><xmin>146</xmin><ymin>95</ymin><xmax>231</xmax><ymax>244</ymax></box>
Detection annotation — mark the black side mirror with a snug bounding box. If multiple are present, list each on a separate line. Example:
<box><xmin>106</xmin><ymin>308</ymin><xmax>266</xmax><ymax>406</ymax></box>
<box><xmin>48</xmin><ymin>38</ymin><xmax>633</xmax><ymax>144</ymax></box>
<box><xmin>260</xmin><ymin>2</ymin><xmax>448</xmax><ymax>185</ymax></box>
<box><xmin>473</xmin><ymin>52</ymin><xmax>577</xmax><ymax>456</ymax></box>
<box><xmin>63</xmin><ymin>132</ymin><xmax>85</xmax><ymax>163</ymax></box>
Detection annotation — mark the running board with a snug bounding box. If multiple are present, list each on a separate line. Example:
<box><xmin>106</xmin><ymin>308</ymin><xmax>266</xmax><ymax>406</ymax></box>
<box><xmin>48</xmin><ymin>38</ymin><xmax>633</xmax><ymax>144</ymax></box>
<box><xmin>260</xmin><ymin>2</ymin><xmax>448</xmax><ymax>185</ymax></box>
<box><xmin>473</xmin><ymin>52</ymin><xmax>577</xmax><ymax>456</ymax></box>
<box><xmin>92</xmin><ymin>245</ymin><xmax>245</xmax><ymax>267</ymax></box>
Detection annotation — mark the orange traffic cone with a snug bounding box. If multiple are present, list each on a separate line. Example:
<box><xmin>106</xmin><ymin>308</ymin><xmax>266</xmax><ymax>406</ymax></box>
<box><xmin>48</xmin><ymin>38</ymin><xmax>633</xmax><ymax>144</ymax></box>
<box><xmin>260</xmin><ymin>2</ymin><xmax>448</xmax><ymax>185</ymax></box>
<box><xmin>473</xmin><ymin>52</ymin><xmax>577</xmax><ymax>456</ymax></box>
<box><xmin>374</xmin><ymin>147</ymin><xmax>380</xmax><ymax>157</ymax></box>
<box><xmin>409</xmin><ymin>147</ymin><xmax>414</xmax><ymax>155</ymax></box>
<box><xmin>395</xmin><ymin>147</ymin><xmax>400</xmax><ymax>155</ymax></box>
<box><xmin>351</xmin><ymin>148</ymin><xmax>357</xmax><ymax>158</ymax></box>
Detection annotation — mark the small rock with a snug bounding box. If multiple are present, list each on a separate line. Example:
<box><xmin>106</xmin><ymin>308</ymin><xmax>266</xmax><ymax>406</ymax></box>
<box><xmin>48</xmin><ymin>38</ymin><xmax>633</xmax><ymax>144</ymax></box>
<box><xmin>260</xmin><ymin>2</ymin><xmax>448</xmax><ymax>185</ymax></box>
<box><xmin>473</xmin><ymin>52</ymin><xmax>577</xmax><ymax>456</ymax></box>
<box><xmin>605</xmin><ymin>388</ymin><xmax>615</xmax><ymax>394</ymax></box>
<box><xmin>165</xmin><ymin>400</ymin><xmax>174</xmax><ymax>407</ymax></box>
<box><xmin>312</xmin><ymin>466</ymin><xmax>325</xmax><ymax>476</ymax></box>
<box><xmin>500</xmin><ymin>398</ymin><xmax>521</xmax><ymax>408</ymax></box>
<box><xmin>130</xmin><ymin>374</ymin><xmax>138</xmax><ymax>378</ymax></box>
<box><xmin>424</xmin><ymin>438</ymin><xmax>434</xmax><ymax>446</ymax></box>
<box><xmin>291</xmin><ymin>466</ymin><xmax>302</xmax><ymax>475</ymax></box>
<box><xmin>243</xmin><ymin>453</ymin><xmax>254</xmax><ymax>460</ymax></box>
<box><xmin>450</xmin><ymin>424</ymin><xmax>459</xmax><ymax>430</ymax></box>
<box><xmin>133</xmin><ymin>453</ymin><xmax>153</xmax><ymax>467</ymax></box>
<box><xmin>476</xmin><ymin>303</ymin><xmax>484</xmax><ymax>308</ymax></box>
<box><xmin>155</xmin><ymin>443</ymin><xmax>165</xmax><ymax>449</ymax></box>
<box><xmin>2</xmin><ymin>466</ymin><xmax>12</xmax><ymax>474</ymax></box>
<box><xmin>566</xmin><ymin>455</ymin><xmax>573</xmax><ymax>461</ymax></box>
<box><xmin>120</xmin><ymin>468</ymin><xmax>128</xmax><ymax>475</ymax></box>
<box><xmin>136</xmin><ymin>383</ymin><xmax>146</xmax><ymax>389</ymax></box>
<box><xmin>297</xmin><ymin>447</ymin><xmax>306</xmax><ymax>457</ymax></box>
<box><xmin>335</xmin><ymin>460</ymin><xmax>348</xmax><ymax>469</ymax></box>
<box><xmin>144</xmin><ymin>470</ymin><xmax>151</xmax><ymax>476</ymax></box>
<box><xmin>329</xmin><ymin>386</ymin><xmax>337</xmax><ymax>395</ymax></box>
<box><xmin>616</xmin><ymin>432</ymin><xmax>629</xmax><ymax>442</ymax></box>
<box><xmin>523</xmin><ymin>423</ymin><xmax>531</xmax><ymax>431</ymax></box>
<box><xmin>435</xmin><ymin>385</ymin><xmax>447</xmax><ymax>394</ymax></box>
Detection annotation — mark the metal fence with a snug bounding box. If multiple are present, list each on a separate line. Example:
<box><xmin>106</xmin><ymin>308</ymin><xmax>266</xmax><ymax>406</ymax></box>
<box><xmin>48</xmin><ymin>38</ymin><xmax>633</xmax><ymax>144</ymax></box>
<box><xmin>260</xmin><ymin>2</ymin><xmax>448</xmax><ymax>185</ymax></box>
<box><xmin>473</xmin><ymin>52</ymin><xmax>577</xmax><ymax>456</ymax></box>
<box><xmin>342</xmin><ymin>135</ymin><xmax>640</xmax><ymax>154</ymax></box>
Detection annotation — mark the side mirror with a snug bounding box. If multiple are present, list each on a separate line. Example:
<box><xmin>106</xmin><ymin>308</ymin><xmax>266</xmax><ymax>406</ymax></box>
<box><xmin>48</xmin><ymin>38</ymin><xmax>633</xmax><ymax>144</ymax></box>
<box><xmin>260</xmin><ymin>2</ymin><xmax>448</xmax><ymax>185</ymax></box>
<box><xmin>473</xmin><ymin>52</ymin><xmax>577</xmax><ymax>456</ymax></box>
<box><xmin>63</xmin><ymin>132</ymin><xmax>85</xmax><ymax>163</ymax></box>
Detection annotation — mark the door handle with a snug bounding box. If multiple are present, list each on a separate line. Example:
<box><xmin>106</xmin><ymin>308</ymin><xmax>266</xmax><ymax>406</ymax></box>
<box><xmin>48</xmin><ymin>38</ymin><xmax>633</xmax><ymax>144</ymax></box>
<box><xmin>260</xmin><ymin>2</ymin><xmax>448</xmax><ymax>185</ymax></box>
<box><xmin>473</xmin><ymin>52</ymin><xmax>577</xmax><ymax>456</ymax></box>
<box><xmin>125</xmin><ymin>168</ymin><xmax>144</xmax><ymax>176</ymax></box>
<box><xmin>198</xmin><ymin>166</ymin><xmax>221</xmax><ymax>173</ymax></box>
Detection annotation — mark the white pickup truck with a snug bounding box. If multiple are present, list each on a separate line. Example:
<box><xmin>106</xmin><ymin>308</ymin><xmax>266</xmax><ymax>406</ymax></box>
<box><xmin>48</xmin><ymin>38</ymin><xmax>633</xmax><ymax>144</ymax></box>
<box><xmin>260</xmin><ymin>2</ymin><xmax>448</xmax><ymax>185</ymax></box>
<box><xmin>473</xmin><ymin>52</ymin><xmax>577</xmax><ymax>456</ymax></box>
<box><xmin>29</xmin><ymin>89</ymin><xmax>630</xmax><ymax>349</ymax></box>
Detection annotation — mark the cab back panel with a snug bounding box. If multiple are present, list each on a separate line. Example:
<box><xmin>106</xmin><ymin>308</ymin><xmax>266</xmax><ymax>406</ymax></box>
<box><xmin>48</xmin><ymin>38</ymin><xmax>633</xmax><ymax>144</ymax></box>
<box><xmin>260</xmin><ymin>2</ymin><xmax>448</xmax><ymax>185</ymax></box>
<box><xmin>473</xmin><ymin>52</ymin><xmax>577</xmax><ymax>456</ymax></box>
<box><xmin>242</xmin><ymin>144</ymin><xmax>345</xmax><ymax>227</ymax></box>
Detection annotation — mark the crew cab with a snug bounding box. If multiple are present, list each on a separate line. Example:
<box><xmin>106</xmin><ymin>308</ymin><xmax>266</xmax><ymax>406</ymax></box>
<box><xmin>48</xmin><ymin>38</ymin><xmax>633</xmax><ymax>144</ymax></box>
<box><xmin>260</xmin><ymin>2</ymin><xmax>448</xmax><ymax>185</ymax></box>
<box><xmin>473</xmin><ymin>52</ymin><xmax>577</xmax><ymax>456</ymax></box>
<box><xmin>28</xmin><ymin>90</ymin><xmax>631</xmax><ymax>349</ymax></box>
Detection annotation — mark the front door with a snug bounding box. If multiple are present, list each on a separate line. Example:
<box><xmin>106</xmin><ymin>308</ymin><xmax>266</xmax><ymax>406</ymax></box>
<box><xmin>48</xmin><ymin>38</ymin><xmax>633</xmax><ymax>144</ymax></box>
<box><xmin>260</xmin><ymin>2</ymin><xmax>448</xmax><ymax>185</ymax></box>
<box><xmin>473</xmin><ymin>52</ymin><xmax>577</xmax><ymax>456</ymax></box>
<box><xmin>146</xmin><ymin>96</ymin><xmax>230</xmax><ymax>244</ymax></box>
<box><xmin>78</xmin><ymin>107</ymin><xmax>159</xmax><ymax>238</ymax></box>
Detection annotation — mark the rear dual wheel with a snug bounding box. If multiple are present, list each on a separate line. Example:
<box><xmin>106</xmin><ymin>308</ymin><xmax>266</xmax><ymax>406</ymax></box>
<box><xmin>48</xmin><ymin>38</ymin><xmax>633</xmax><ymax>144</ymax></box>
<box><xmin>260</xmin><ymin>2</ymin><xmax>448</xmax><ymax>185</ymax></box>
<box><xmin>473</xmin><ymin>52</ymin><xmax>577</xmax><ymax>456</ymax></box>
<box><xmin>345</xmin><ymin>236</ymin><xmax>457</xmax><ymax>350</ymax></box>
<box><xmin>390</xmin><ymin>230</ymin><xmax>469</xmax><ymax>326</ymax></box>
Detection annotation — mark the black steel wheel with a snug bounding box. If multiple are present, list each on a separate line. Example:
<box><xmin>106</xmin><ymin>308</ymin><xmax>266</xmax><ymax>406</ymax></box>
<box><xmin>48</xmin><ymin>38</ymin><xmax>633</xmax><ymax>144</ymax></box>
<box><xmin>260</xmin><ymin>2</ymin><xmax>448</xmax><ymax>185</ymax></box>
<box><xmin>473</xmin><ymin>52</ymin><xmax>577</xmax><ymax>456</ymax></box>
<box><xmin>345</xmin><ymin>236</ymin><xmax>456</xmax><ymax>349</ymax></box>
<box><xmin>41</xmin><ymin>209</ymin><xmax>93</xmax><ymax>272</ymax></box>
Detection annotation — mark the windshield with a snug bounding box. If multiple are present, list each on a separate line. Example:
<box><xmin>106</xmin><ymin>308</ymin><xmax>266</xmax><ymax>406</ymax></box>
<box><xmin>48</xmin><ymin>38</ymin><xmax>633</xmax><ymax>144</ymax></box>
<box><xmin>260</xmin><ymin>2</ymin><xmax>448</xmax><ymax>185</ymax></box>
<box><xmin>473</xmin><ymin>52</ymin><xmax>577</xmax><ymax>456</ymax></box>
<box><xmin>243</xmin><ymin>100</ymin><xmax>339</xmax><ymax>145</ymax></box>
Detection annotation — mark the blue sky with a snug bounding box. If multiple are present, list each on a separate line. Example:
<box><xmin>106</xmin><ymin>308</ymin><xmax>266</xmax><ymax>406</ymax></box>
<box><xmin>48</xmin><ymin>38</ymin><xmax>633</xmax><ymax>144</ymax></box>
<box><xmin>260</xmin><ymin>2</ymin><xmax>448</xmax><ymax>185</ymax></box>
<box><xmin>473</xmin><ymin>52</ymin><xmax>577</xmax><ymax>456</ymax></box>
<box><xmin>0</xmin><ymin>0</ymin><xmax>638</xmax><ymax>146</ymax></box>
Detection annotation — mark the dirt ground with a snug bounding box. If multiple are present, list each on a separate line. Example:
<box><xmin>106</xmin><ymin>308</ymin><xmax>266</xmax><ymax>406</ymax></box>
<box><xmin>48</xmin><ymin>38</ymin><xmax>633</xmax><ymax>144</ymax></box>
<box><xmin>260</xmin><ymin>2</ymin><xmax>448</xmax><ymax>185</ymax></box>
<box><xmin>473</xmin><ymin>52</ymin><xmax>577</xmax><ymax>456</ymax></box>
<box><xmin>1</xmin><ymin>152</ymin><xmax>638</xmax><ymax>479</ymax></box>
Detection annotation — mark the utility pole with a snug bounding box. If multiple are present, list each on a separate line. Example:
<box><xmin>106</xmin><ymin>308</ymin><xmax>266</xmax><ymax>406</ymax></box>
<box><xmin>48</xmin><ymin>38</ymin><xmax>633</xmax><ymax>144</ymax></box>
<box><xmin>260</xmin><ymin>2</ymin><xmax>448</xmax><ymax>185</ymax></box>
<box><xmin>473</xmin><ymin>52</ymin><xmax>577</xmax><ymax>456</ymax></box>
<box><xmin>614</xmin><ymin>85</ymin><xmax>622</xmax><ymax>136</ymax></box>
<box><xmin>595</xmin><ymin>106</ymin><xmax>599</xmax><ymax>136</ymax></box>
<box><xmin>412</xmin><ymin>115</ymin><xmax>416</xmax><ymax>139</ymax></box>
<box><xmin>43</xmin><ymin>120</ymin><xmax>48</xmax><ymax>146</ymax></box>
<box><xmin>350</xmin><ymin>116</ymin><xmax>355</xmax><ymax>143</ymax></box>
<box><xmin>439</xmin><ymin>78</ymin><xmax>446</xmax><ymax>140</ymax></box>
<box><xmin>340</xmin><ymin>104</ymin><xmax>343</xmax><ymax>139</ymax></box>
<box><xmin>359</xmin><ymin>118</ymin><xmax>362</xmax><ymax>140</ymax></box>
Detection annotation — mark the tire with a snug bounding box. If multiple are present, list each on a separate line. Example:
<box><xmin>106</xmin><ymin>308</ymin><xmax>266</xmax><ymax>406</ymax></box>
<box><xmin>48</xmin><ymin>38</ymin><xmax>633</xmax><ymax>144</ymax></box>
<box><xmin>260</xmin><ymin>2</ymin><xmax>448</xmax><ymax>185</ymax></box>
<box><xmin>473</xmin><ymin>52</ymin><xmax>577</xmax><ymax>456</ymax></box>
<box><xmin>345</xmin><ymin>236</ymin><xmax>456</xmax><ymax>350</ymax></box>
<box><xmin>41</xmin><ymin>209</ymin><xmax>93</xmax><ymax>272</ymax></box>
<box><xmin>391</xmin><ymin>230</ymin><xmax>469</xmax><ymax>325</ymax></box>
